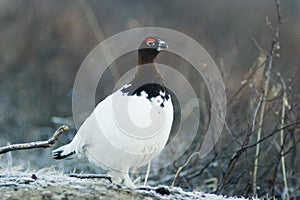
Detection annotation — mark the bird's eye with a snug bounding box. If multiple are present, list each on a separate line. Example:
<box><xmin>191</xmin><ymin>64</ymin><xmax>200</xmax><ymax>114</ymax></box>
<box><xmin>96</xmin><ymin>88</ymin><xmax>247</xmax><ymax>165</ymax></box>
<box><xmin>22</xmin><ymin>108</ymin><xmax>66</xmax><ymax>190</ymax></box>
<box><xmin>146</xmin><ymin>41</ymin><xmax>155</xmax><ymax>46</ymax></box>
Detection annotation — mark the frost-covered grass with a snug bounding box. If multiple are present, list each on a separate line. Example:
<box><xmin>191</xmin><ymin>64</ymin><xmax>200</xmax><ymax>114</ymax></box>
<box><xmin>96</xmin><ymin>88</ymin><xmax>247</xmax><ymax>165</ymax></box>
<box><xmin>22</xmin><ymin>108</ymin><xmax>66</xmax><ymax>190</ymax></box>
<box><xmin>0</xmin><ymin>166</ymin><xmax>259</xmax><ymax>200</ymax></box>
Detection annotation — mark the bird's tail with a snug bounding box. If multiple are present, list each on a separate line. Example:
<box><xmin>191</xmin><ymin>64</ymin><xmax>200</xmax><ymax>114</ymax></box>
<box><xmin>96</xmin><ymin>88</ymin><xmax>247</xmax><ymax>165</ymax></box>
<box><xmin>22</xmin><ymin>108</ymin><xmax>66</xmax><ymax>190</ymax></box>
<box><xmin>52</xmin><ymin>144</ymin><xmax>76</xmax><ymax>160</ymax></box>
<box><xmin>52</xmin><ymin>134</ymin><xmax>85</xmax><ymax>160</ymax></box>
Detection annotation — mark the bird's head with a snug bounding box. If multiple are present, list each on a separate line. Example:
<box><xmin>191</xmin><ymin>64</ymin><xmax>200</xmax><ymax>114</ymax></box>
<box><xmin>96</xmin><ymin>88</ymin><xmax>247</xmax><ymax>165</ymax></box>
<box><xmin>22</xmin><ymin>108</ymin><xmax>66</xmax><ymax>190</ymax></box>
<box><xmin>138</xmin><ymin>37</ymin><xmax>168</xmax><ymax>64</ymax></box>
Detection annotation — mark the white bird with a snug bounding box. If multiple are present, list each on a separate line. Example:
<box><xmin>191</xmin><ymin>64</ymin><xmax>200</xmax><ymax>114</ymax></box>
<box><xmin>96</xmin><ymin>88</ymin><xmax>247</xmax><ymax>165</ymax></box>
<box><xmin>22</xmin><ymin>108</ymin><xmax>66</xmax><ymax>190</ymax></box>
<box><xmin>52</xmin><ymin>37</ymin><xmax>173</xmax><ymax>188</ymax></box>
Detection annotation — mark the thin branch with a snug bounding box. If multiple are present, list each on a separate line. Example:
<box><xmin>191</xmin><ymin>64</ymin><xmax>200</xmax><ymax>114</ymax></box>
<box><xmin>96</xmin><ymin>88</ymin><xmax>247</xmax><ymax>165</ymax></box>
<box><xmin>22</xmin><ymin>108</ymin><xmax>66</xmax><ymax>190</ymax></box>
<box><xmin>171</xmin><ymin>152</ymin><xmax>200</xmax><ymax>187</ymax></box>
<box><xmin>279</xmin><ymin>75</ymin><xmax>290</xmax><ymax>200</ymax></box>
<box><xmin>216</xmin><ymin>74</ymin><xmax>266</xmax><ymax>193</ymax></box>
<box><xmin>144</xmin><ymin>162</ymin><xmax>151</xmax><ymax>186</ymax></box>
<box><xmin>216</xmin><ymin>120</ymin><xmax>299</xmax><ymax>194</ymax></box>
<box><xmin>0</xmin><ymin>125</ymin><xmax>69</xmax><ymax>155</ymax></box>
<box><xmin>227</xmin><ymin>42</ymin><xmax>267</xmax><ymax>107</ymax></box>
<box><xmin>252</xmin><ymin>0</ymin><xmax>282</xmax><ymax>194</ymax></box>
<box><xmin>216</xmin><ymin>127</ymin><xmax>252</xmax><ymax>193</ymax></box>
<box><xmin>282</xmin><ymin>136</ymin><xmax>300</xmax><ymax>157</ymax></box>
<box><xmin>69</xmin><ymin>174</ymin><xmax>112</xmax><ymax>183</ymax></box>
<box><xmin>251</xmin><ymin>37</ymin><xmax>267</xmax><ymax>54</ymax></box>
<box><xmin>245</xmin><ymin>121</ymin><xmax>299</xmax><ymax>151</ymax></box>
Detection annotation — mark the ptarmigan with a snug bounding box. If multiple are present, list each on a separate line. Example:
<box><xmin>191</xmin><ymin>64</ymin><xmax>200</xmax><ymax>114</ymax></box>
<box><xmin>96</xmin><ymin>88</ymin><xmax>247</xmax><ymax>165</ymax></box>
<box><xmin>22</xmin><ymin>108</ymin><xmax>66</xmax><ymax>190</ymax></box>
<box><xmin>52</xmin><ymin>37</ymin><xmax>173</xmax><ymax>188</ymax></box>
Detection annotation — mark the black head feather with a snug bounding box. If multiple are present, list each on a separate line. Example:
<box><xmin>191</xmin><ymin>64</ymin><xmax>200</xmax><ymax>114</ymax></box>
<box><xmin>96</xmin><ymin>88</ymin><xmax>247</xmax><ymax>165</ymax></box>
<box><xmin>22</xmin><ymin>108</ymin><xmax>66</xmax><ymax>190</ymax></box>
<box><xmin>138</xmin><ymin>37</ymin><xmax>168</xmax><ymax>64</ymax></box>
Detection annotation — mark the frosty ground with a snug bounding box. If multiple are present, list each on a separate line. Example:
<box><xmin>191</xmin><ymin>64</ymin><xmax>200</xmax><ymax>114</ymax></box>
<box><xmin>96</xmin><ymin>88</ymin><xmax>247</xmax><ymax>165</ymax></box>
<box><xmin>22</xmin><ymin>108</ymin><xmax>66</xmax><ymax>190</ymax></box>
<box><xmin>0</xmin><ymin>171</ymin><xmax>258</xmax><ymax>200</ymax></box>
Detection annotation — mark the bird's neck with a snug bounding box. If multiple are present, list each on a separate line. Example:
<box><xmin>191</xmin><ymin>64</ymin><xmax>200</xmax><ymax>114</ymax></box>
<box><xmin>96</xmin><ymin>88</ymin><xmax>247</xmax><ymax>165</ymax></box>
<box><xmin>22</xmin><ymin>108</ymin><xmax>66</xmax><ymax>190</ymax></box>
<box><xmin>137</xmin><ymin>53</ymin><xmax>156</xmax><ymax>66</ymax></box>
<box><xmin>133</xmin><ymin>54</ymin><xmax>164</xmax><ymax>85</ymax></box>
<box><xmin>121</xmin><ymin>53</ymin><xmax>166</xmax><ymax>96</ymax></box>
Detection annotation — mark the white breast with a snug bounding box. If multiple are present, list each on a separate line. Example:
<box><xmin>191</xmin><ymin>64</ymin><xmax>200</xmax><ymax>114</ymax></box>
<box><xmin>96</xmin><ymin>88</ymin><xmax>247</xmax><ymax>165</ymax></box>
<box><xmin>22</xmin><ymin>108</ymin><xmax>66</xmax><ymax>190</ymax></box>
<box><xmin>77</xmin><ymin>88</ymin><xmax>173</xmax><ymax>172</ymax></box>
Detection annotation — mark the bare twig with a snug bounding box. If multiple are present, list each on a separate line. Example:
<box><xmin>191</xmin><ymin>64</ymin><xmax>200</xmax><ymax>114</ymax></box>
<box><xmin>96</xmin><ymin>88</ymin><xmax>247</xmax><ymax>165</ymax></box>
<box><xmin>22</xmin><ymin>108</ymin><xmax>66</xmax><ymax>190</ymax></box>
<box><xmin>0</xmin><ymin>125</ymin><xmax>69</xmax><ymax>155</ymax></box>
<box><xmin>282</xmin><ymin>136</ymin><xmax>300</xmax><ymax>157</ymax></box>
<box><xmin>252</xmin><ymin>0</ymin><xmax>282</xmax><ymax>194</ymax></box>
<box><xmin>69</xmin><ymin>173</ymin><xmax>112</xmax><ymax>183</ymax></box>
<box><xmin>227</xmin><ymin>54</ymin><xmax>266</xmax><ymax>107</ymax></box>
<box><xmin>216</xmin><ymin>45</ymin><xmax>266</xmax><ymax>192</ymax></box>
<box><xmin>246</xmin><ymin>121</ymin><xmax>299</xmax><ymax>151</ymax></box>
<box><xmin>216</xmin><ymin>120</ymin><xmax>300</xmax><ymax>194</ymax></box>
<box><xmin>227</xmin><ymin>37</ymin><xmax>267</xmax><ymax>107</ymax></box>
<box><xmin>217</xmin><ymin>84</ymin><xmax>266</xmax><ymax>194</ymax></box>
<box><xmin>279</xmin><ymin>75</ymin><xmax>290</xmax><ymax>200</ymax></box>
<box><xmin>144</xmin><ymin>162</ymin><xmax>151</xmax><ymax>186</ymax></box>
<box><xmin>171</xmin><ymin>152</ymin><xmax>200</xmax><ymax>187</ymax></box>
<box><xmin>216</xmin><ymin>123</ymin><xmax>253</xmax><ymax>194</ymax></box>
<box><xmin>251</xmin><ymin>37</ymin><xmax>267</xmax><ymax>54</ymax></box>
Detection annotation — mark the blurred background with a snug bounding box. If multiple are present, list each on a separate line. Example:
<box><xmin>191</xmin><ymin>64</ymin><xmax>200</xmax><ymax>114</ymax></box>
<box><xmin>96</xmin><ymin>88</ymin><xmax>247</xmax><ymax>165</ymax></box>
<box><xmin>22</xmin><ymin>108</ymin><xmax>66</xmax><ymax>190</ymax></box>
<box><xmin>0</xmin><ymin>0</ymin><xmax>299</xmax><ymax>199</ymax></box>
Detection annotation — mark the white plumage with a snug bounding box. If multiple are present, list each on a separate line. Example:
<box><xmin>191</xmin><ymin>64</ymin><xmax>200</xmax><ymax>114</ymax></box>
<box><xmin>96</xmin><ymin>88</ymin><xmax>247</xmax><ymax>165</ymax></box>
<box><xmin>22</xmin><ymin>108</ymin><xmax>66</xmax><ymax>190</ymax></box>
<box><xmin>53</xmin><ymin>37</ymin><xmax>173</xmax><ymax>188</ymax></box>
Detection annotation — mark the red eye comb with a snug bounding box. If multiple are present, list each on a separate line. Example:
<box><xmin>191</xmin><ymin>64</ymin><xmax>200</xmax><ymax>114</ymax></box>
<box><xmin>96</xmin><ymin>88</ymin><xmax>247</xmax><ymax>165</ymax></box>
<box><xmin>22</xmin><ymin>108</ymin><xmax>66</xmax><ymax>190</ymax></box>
<box><xmin>145</xmin><ymin>38</ymin><xmax>156</xmax><ymax>43</ymax></box>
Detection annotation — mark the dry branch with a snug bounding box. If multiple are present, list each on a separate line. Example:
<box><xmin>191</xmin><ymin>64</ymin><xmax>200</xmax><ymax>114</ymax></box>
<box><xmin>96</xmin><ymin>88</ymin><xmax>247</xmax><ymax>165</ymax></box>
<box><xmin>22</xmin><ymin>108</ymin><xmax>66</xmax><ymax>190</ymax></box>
<box><xmin>171</xmin><ymin>152</ymin><xmax>201</xmax><ymax>187</ymax></box>
<box><xmin>216</xmin><ymin>120</ymin><xmax>299</xmax><ymax>194</ymax></box>
<box><xmin>252</xmin><ymin>0</ymin><xmax>282</xmax><ymax>194</ymax></box>
<box><xmin>144</xmin><ymin>162</ymin><xmax>151</xmax><ymax>186</ymax></box>
<box><xmin>279</xmin><ymin>75</ymin><xmax>290</xmax><ymax>200</ymax></box>
<box><xmin>0</xmin><ymin>125</ymin><xmax>69</xmax><ymax>155</ymax></box>
<box><xmin>246</xmin><ymin>122</ymin><xmax>299</xmax><ymax>151</ymax></box>
<box><xmin>227</xmin><ymin>44</ymin><xmax>267</xmax><ymax>107</ymax></box>
<box><xmin>69</xmin><ymin>174</ymin><xmax>112</xmax><ymax>182</ymax></box>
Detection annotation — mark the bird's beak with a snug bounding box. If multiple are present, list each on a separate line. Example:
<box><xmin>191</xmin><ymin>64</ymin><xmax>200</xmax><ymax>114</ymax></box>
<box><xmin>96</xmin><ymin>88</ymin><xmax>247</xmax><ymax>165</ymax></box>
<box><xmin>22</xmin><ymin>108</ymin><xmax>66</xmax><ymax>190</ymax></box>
<box><xmin>157</xmin><ymin>40</ymin><xmax>168</xmax><ymax>51</ymax></box>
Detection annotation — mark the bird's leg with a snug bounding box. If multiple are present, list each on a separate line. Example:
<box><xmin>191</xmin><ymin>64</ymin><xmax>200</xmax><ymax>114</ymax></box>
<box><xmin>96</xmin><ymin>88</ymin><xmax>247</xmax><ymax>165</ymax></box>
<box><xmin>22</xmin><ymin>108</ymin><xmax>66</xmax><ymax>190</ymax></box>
<box><xmin>110</xmin><ymin>170</ymin><xmax>135</xmax><ymax>188</ymax></box>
